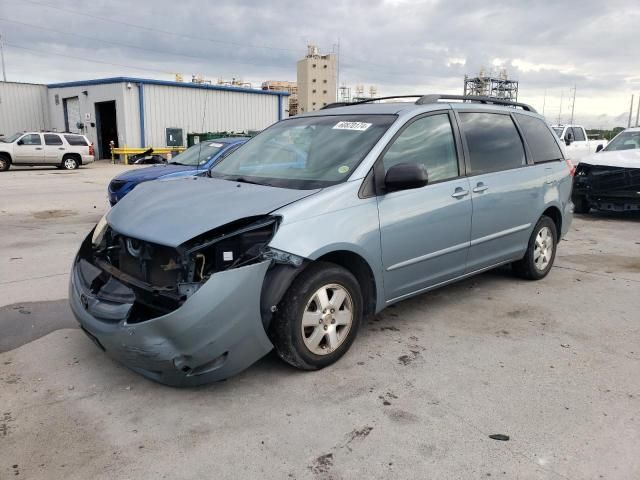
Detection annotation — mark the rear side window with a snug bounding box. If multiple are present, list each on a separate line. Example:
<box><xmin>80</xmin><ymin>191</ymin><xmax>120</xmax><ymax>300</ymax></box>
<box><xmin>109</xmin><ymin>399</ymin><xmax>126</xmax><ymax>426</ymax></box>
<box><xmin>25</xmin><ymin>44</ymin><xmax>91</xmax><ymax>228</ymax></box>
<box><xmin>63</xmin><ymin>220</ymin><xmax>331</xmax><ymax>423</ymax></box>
<box><xmin>20</xmin><ymin>134</ymin><xmax>42</xmax><ymax>145</ymax></box>
<box><xmin>382</xmin><ymin>114</ymin><xmax>459</xmax><ymax>183</ymax></box>
<box><xmin>44</xmin><ymin>134</ymin><xmax>63</xmax><ymax>146</ymax></box>
<box><xmin>515</xmin><ymin>115</ymin><xmax>563</xmax><ymax>163</ymax></box>
<box><xmin>64</xmin><ymin>135</ymin><xmax>88</xmax><ymax>146</ymax></box>
<box><xmin>459</xmin><ymin>113</ymin><xmax>526</xmax><ymax>174</ymax></box>
<box><xmin>573</xmin><ymin>127</ymin><xmax>586</xmax><ymax>141</ymax></box>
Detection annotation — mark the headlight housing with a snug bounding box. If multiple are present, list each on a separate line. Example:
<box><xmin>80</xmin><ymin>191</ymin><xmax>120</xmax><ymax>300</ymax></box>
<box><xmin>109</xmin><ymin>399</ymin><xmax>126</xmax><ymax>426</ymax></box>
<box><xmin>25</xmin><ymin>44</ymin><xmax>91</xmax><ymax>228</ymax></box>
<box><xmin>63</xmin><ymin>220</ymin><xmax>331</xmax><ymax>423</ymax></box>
<box><xmin>92</xmin><ymin>213</ymin><xmax>109</xmax><ymax>247</ymax></box>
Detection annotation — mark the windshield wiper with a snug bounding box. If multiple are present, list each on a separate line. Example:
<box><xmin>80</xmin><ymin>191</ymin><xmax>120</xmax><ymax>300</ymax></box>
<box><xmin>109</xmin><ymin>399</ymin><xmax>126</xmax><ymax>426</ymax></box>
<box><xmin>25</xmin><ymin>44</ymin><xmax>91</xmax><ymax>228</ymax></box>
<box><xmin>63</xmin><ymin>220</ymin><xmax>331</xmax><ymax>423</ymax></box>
<box><xmin>168</xmin><ymin>161</ymin><xmax>186</xmax><ymax>166</ymax></box>
<box><xmin>229</xmin><ymin>176</ymin><xmax>264</xmax><ymax>185</ymax></box>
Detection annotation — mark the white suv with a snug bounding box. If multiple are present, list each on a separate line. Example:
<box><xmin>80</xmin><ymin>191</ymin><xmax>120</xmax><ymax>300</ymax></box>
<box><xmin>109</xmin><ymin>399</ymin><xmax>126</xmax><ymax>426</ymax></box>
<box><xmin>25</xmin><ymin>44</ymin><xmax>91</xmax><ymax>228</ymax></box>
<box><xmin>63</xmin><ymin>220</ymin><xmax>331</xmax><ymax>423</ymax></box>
<box><xmin>0</xmin><ymin>132</ymin><xmax>95</xmax><ymax>171</ymax></box>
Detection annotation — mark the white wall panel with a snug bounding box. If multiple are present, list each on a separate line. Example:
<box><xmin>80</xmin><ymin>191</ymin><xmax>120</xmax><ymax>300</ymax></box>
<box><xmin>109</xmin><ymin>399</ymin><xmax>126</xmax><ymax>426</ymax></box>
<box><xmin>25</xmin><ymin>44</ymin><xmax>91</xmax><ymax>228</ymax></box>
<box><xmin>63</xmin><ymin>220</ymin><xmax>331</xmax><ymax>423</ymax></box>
<box><xmin>0</xmin><ymin>82</ymin><xmax>49</xmax><ymax>137</ymax></box>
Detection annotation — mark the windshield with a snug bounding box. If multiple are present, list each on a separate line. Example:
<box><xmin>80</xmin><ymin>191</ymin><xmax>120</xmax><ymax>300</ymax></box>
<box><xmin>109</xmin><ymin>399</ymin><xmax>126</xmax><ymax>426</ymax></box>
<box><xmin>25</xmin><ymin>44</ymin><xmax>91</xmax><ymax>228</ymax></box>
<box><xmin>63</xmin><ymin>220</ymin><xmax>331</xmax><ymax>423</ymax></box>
<box><xmin>552</xmin><ymin>127</ymin><xmax>564</xmax><ymax>138</ymax></box>
<box><xmin>170</xmin><ymin>141</ymin><xmax>226</xmax><ymax>166</ymax></box>
<box><xmin>603</xmin><ymin>131</ymin><xmax>640</xmax><ymax>152</ymax></box>
<box><xmin>210</xmin><ymin>114</ymin><xmax>396</xmax><ymax>189</ymax></box>
<box><xmin>0</xmin><ymin>133</ymin><xmax>23</xmax><ymax>143</ymax></box>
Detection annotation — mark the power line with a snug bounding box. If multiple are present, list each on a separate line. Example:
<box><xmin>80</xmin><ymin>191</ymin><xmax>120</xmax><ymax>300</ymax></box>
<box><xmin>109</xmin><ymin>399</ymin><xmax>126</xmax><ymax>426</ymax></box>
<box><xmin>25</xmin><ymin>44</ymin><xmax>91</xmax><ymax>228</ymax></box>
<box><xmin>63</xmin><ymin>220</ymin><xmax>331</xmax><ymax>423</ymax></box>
<box><xmin>20</xmin><ymin>0</ymin><xmax>298</xmax><ymax>54</ymax></box>
<box><xmin>0</xmin><ymin>17</ymin><xmax>295</xmax><ymax>70</ymax></box>
<box><xmin>18</xmin><ymin>0</ymin><xmax>395</xmax><ymax>74</ymax></box>
<box><xmin>5</xmin><ymin>42</ymin><xmax>175</xmax><ymax>76</ymax></box>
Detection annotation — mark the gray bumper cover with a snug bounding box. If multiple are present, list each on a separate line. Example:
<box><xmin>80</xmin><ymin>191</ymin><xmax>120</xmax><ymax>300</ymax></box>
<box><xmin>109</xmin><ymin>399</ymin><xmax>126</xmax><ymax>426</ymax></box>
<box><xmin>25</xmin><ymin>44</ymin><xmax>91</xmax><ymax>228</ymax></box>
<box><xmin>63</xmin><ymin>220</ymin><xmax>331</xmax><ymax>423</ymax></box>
<box><xmin>69</xmin><ymin>259</ymin><xmax>274</xmax><ymax>386</ymax></box>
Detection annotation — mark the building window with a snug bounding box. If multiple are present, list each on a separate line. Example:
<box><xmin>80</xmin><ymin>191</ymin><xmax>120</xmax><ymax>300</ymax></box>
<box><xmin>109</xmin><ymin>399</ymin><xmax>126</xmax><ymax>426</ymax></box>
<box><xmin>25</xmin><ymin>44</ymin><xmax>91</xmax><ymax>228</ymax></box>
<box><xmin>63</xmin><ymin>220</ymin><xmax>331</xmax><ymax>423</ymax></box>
<box><xmin>312</xmin><ymin>89</ymin><xmax>316</xmax><ymax>93</ymax></box>
<box><xmin>323</xmin><ymin>65</ymin><xmax>327</xmax><ymax>69</ymax></box>
<box><xmin>323</xmin><ymin>79</ymin><xmax>327</xmax><ymax>83</ymax></box>
<box><xmin>313</xmin><ymin>102</ymin><xmax>316</xmax><ymax>106</ymax></box>
<box><xmin>323</xmin><ymin>90</ymin><xmax>327</xmax><ymax>94</ymax></box>
<box><xmin>312</xmin><ymin>78</ymin><xmax>316</xmax><ymax>83</ymax></box>
<box><xmin>323</xmin><ymin>102</ymin><xmax>327</xmax><ymax>106</ymax></box>
<box><xmin>312</xmin><ymin>64</ymin><xmax>316</xmax><ymax>68</ymax></box>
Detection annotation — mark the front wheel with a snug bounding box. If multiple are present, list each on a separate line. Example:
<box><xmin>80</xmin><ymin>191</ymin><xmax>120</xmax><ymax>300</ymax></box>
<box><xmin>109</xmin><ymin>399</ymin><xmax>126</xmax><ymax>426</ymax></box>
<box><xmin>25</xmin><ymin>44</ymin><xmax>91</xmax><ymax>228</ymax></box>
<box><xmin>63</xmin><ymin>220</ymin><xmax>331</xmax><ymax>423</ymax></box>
<box><xmin>512</xmin><ymin>216</ymin><xmax>558</xmax><ymax>280</ymax></box>
<box><xmin>269</xmin><ymin>261</ymin><xmax>363</xmax><ymax>370</ymax></box>
<box><xmin>0</xmin><ymin>156</ymin><xmax>10</xmax><ymax>171</ymax></box>
<box><xmin>62</xmin><ymin>156</ymin><xmax>79</xmax><ymax>170</ymax></box>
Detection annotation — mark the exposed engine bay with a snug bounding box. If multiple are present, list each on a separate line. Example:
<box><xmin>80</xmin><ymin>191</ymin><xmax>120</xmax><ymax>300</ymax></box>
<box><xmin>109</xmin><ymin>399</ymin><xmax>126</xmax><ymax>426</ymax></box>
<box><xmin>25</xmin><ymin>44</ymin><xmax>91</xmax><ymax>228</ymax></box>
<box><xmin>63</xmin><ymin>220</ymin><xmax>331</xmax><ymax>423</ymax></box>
<box><xmin>573</xmin><ymin>162</ymin><xmax>640</xmax><ymax>211</ymax></box>
<box><xmin>78</xmin><ymin>215</ymin><xmax>300</xmax><ymax>324</ymax></box>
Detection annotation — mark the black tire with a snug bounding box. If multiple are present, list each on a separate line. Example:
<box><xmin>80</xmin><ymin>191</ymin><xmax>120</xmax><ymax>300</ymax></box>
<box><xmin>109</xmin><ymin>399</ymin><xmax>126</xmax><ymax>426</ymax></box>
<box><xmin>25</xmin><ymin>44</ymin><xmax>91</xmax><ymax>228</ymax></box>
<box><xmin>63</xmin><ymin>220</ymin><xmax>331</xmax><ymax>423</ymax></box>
<box><xmin>512</xmin><ymin>215</ymin><xmax>558</xmax><ymax>280</ymax></box>
<box><xmin>573</xmin><ymin>195</ymin><xmax>590</xmax><ymax>214</ymax></box>
<box><xmin>0</xmin><ymin>155</ymin><xmax>10</xmax><ymax>172</ymax></box>
<box><xmin>61</xmin><ymin>155</ymin><xmax>79</xmax><ymax>170</ymax></box>
<box><xmin>269</xmin><ymin>261</ymin><xmax>363</xmax><ymax>371</ymax></box>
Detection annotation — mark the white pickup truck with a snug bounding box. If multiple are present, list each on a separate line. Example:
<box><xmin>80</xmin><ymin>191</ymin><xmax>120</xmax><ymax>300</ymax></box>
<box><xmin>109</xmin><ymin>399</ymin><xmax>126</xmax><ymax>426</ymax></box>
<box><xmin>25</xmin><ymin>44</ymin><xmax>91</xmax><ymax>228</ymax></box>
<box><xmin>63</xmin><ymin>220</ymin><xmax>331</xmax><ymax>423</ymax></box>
<box><xmin>551</xmin><ymin>125</ymin><xmax>608</xmax><ymax>165</ymax></box>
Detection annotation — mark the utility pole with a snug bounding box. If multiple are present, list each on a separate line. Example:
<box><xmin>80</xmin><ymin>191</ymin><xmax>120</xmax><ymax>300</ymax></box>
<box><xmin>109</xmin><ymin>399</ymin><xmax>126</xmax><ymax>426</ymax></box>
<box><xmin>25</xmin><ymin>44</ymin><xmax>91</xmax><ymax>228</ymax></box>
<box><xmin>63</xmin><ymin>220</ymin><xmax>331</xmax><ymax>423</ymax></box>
<box><xmin>636</xmin><ymin>93</ymin><xmax>640</xmax><ymax>127</ymax></box>
<box><xmin>542</xmin><ymin>89</ymin><xmax>547</xmax><ymax>116</ymax></box>
<box><xmin>334</xmin><ymin>38</ymin><xmax>340</xmax><ymax>101</ymax></box>
<box><xmin>0</xmin><ymin>33</ymin><xmax>7</xmax><ymax>82</ymax></box>
<box><xmin>557</xmin><ymin>91</ymin><xmax>563</xmax><ymax>125</ymax></box>
<box><xmin>569</xmin><ymin>85</ymin><xmax>576</xmax><ymax>124</ymax></box>
<box><xmin>628</xmin><ymin>95</ymin><xmax>634</xmax><ymax>128</ymax></box>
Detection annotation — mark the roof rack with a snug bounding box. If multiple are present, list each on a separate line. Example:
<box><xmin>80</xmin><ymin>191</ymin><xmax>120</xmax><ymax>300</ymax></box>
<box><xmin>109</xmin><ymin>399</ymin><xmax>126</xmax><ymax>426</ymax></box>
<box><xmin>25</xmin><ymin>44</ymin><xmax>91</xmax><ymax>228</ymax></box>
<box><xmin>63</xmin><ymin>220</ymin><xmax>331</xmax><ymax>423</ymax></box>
<box><xmin>321</xmin><ymin>94</ymin><xmax>536</xmax><ymax>113</ymax></box>
<box><xmin>321</xmin><ymin>95</ymin><xmax>424</xmax><ymax>110</ymax></box>
<box><xmin>415</xmin><ymin>94</ymin><xmax>536</xmax><ymax>112</ymax></box>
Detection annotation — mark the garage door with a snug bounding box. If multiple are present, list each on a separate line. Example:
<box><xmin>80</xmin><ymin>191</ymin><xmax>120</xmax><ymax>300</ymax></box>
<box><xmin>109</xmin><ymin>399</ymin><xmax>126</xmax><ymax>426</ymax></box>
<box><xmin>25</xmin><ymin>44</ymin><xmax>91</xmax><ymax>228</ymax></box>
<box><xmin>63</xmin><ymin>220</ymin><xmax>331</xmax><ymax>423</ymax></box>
<box><xmin>63</xmin><ymin>97</ymin><xmax>81</xmax><ymax>133</ymax></box>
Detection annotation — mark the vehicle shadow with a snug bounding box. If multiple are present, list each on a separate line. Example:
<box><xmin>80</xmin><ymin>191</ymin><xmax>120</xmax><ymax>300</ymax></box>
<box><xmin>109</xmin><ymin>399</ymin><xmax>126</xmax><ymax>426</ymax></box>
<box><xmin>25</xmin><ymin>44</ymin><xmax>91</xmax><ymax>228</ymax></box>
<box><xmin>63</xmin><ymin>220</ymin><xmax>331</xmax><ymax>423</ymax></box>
<box><xmin>575</xmin><ymin>210</ymin><xmax>640</xmax><ymax>223</ymax></box>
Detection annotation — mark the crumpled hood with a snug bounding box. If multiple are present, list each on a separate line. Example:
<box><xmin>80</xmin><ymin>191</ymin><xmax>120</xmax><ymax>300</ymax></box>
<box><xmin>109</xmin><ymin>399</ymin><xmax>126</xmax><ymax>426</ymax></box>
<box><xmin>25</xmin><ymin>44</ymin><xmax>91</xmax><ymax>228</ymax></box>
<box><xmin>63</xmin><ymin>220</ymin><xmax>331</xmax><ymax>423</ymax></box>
<box><xmin>106</xmin><ymin>177</ymin><xmax>319</xmax><ymax>247</ymax></box>
<box><xmin>579</xmin><ymin>149</ymin><xmax>640</xmax><ymax>169</ymax></box>
<box><xmin>113</xmin><ymin>164</ymin><xmax>198</xmax><ymax>183</ymax></box>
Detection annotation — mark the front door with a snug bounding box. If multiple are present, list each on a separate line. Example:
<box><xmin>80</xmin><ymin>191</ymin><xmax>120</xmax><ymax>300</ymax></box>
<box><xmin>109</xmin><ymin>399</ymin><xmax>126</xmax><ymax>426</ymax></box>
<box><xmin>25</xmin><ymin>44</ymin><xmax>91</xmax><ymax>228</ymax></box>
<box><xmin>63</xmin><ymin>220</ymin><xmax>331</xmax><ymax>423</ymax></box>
<box><xmin>456</xmin><ymin>111</ymin><xmax>540</xmax><ymax>272</ymax></box>
<box><xmin>376</xmin><ymin>112</ymin><xmax>472</xmax><ymax>302</ymax></box>
<box><xmin>13</xmin><ymin>134</ymin><xmax>44</xmax><ymax>164</ymax></box>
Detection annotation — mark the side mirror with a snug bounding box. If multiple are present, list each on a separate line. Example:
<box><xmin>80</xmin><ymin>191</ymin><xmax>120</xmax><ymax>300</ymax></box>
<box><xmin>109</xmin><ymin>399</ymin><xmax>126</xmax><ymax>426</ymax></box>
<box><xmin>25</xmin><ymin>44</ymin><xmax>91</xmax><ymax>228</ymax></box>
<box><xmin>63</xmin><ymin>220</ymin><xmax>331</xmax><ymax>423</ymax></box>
<box><xmin>565</xmin><ymin>133</ymin><xmax>574</xmax><ymax>146</ymax></box>
<box><xmin>384</xmin><ymin>163</ymin><xmax>428</xmax><ymax>193</ymax></box>
<box><xmin>596</xmin><ymin>144</ymin><xmax>604</xmax><ymax>153</ymax></box>
<box><xmin>17</xmin><ymin>139</ymin><xmax>23</xmax><ymax>146</ymax></box>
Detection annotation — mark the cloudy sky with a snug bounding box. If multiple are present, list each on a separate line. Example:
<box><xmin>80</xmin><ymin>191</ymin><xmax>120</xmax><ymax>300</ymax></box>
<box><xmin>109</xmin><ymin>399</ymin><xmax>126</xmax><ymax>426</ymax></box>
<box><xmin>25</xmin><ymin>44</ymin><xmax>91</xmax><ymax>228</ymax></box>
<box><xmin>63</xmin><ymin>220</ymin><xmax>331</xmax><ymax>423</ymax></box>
<box><xmin>2</xmin><ymin>0</ymin><xmax>639</xmax><ymax>128</ymax></box>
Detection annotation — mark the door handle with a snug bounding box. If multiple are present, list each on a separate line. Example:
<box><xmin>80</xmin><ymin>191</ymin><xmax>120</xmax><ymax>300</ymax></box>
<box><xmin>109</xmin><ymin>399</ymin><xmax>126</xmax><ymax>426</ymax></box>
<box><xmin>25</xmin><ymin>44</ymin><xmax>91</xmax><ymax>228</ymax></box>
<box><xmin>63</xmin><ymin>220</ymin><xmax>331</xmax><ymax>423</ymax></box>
<box><xmin>35</xmin><ymin>147</ymin><xmax>43</xmax><ymax>150</ymax></box>
<box><xmin>451</xmin><ymin>188</ymin><xmax>469</xmax><ymax>199</ymax></box>
<box><xmin>472</xmin><ymin>184</ymin><xmax>488</xmax><ymax>193</ymax></box>
<box><xmin>58</xmin><ymin>147</ymin><xmax>66</xmax><ymax>150</ymax></box>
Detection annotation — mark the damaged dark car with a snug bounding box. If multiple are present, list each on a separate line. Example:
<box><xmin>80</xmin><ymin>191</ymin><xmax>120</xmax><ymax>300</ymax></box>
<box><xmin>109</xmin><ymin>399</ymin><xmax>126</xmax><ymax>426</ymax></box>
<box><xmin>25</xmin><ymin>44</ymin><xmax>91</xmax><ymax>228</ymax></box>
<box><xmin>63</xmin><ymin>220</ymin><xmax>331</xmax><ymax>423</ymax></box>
<box><xmin>572</xmin><ymin>128</ymin><xmax>640</xmax><ymax>213</ymax></box>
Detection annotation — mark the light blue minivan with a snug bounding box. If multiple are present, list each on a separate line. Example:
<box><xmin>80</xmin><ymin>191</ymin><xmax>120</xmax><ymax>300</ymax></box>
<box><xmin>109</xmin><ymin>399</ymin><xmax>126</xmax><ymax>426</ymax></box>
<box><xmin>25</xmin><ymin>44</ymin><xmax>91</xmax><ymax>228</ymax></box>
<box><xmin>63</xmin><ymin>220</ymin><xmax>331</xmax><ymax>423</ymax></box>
<box><xmin>70</xmin><ymin>94</ymin><xmax>574</xmax><ymax>386</ymax></box>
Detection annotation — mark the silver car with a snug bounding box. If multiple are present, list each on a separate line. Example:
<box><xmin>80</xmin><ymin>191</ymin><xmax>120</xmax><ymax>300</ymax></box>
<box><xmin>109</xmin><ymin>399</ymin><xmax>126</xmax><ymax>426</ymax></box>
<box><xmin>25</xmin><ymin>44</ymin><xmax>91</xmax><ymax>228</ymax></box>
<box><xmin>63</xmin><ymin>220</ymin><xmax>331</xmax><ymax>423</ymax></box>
<box><xmin>69</xmin><ymin>94</ymin><xmax>574</xmax><ymax>386</ymax></box>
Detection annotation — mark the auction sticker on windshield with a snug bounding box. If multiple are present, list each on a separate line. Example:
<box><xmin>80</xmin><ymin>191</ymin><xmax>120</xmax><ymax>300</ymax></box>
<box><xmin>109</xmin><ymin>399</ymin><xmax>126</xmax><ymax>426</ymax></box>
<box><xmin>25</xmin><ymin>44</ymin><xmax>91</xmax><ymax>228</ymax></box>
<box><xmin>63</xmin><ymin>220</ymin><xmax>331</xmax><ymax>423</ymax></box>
<box><xmin>208</xmin><ymin>142</ymin><xmax>224</xmax><ymax>148</ymax></box>
<box><xmin>332</xmin><ymin>121</ymin><xmax>372</xmax><ymax>131</ymax></box>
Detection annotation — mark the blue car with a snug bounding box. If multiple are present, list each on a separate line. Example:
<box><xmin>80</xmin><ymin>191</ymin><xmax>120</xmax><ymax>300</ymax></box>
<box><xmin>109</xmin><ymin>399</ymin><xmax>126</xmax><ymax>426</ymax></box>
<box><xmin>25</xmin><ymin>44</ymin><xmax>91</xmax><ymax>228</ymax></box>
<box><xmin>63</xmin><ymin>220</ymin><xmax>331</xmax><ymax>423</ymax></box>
<box><xmin>108</xmin><ymin>137</ymin><xmax>248</xmax><ymax>205</ymax></box>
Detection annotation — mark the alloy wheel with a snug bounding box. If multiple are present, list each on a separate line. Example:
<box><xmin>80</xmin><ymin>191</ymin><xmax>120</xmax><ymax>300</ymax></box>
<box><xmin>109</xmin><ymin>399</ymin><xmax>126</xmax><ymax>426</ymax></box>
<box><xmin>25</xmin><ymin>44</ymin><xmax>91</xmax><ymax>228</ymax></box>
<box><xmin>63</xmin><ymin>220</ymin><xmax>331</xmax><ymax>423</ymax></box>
<box><xmin>301</xmin><ymin>283</ymin><xmax>353</xmax><ymax>355</ymax></box>
<box><xmin>533</xmin><ymin>226</ymin><xmax>554</xmax><ymax>271</ymax></box>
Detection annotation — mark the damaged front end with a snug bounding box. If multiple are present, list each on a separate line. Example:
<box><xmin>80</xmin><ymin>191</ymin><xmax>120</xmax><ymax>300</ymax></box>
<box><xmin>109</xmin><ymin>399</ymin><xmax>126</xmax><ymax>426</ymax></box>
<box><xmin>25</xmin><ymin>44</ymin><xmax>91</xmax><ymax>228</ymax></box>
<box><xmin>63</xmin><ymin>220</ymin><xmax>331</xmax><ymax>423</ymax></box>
<box><xmin>573</xmin><ymin>163</ymin><xmax>640</xmax><ymax>212</ymax></box>
<box><xmin>69</xmin><ymin>215</ymin><xmax>305</xmax><ymax>386</ymax></box>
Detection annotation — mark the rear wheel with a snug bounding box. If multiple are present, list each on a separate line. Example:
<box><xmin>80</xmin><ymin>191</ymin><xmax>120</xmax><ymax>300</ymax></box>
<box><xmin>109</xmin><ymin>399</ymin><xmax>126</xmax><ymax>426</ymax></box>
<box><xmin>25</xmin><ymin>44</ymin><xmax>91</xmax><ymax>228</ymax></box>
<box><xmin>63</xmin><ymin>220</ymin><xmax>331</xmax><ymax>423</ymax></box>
<box><xmin>269</xmin><ymin>261</ymin><xmax>363</xmax><ymax>370</ymax></box>
<box><xmin>0</xmin><ymin>156</ymin><xmax>10</xmax><ymax>171</ymax></box>
<box><xmin>513</xmin><ymin>216</ymin><xmax>558</xmax><ymax>280</ymax></box>
<box><xmin>573</xmin><ymin>195</ymin><xmax>590</xmax><ymax>214</ymax></box>
<box><xmin>62</xmin><ymin>156</ymin><xmax>79</xmax><ymax>170</ymax></box>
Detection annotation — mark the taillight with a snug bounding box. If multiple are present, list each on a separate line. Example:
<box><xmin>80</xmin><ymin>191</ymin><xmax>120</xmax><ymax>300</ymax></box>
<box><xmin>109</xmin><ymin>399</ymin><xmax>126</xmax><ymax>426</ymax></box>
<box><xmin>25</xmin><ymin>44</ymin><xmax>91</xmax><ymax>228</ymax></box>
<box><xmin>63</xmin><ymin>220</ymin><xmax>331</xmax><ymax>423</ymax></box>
<box><xmin>89</xmin><ymin>144</ymin><xmax>95</xmax><ymax>156</ymax></box>
<box><xmin>565</xmin><ymin>159</ymin><xmax>575</xmax><ymax>177</ymax></box>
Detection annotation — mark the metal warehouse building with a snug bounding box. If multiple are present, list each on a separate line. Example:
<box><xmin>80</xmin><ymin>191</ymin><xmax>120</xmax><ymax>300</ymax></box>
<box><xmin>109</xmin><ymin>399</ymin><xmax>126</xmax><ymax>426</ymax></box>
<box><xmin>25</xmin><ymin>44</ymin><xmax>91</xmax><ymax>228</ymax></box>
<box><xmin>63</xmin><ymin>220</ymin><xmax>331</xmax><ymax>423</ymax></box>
<box><xmin>1</xmin><ymin>77</ymin><xmax>289</xmax><ymax>159</ymax></box>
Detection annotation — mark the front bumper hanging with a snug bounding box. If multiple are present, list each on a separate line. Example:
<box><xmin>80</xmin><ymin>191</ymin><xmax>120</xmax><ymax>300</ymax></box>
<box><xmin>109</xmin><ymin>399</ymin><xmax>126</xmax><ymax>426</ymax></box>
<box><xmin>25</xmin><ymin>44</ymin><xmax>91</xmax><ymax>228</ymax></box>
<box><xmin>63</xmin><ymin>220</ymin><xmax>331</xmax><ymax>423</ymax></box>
<box><xmin>69</xmin><ymin>256</ymin><xmax>274</xmax><ymax>387</ymax></box>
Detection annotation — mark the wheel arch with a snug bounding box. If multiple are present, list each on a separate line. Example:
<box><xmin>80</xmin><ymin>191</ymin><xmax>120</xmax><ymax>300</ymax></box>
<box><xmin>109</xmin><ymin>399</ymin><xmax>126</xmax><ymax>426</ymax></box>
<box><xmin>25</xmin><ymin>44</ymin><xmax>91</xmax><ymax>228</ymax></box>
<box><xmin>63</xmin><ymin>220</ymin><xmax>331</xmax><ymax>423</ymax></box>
<box><xmin>541</xmin><ymin>205</ymin><xmax>562</xmax><ymax>238</ymax></box>
<box><xmin>62</xmin><ymin>152</ymin><xmax>82</xmax><ymax>166</ymax></box>
<box><xmin>313</xmin><ymin>249</ymin><xmax>379</xmax><ymax>318</ymax></box>
<box><xmin>0</xmin><ymin>151</ymin><xmax>12</xmax><ymax>163</ymax></box>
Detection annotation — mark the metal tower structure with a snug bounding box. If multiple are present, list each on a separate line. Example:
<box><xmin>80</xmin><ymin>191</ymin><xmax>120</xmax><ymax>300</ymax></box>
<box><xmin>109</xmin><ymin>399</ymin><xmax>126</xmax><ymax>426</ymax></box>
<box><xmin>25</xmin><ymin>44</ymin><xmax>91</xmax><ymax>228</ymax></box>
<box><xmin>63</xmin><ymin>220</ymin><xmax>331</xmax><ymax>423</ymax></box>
<box><xmin>464</xmin><ymin>68</ymin><xmax>519</xmax><ymax>102</ymax></box>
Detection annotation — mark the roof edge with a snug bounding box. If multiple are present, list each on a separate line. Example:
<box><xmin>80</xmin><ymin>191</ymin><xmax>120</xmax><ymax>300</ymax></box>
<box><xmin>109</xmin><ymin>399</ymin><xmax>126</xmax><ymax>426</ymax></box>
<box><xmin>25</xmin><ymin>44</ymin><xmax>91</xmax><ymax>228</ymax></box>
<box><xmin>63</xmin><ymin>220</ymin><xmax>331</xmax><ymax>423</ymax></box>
<box><xmin>46</xmin><ymin>77</ymin><xmax>290</xmax><ymax>96</ymax></box>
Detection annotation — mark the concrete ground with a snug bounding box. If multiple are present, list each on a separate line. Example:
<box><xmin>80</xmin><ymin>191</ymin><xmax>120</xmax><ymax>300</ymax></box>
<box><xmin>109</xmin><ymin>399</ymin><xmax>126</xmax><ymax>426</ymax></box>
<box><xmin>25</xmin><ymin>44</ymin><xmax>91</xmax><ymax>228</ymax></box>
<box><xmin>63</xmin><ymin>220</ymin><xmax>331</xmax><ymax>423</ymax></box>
<box><xmin>1</xmin><ymin>162</ymin><xmax>639</xmax><ymax>479</ymax></box>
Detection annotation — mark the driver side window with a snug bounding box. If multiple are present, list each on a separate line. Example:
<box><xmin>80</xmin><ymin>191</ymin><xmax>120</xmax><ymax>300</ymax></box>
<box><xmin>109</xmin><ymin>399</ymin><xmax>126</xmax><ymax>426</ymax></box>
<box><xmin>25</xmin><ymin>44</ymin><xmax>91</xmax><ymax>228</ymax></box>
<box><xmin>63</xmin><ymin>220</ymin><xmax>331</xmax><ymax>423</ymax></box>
<box><xmin>382</xmin><ymin>114</ymin><xmax>458</xmax><ymax>183</ymax></box>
